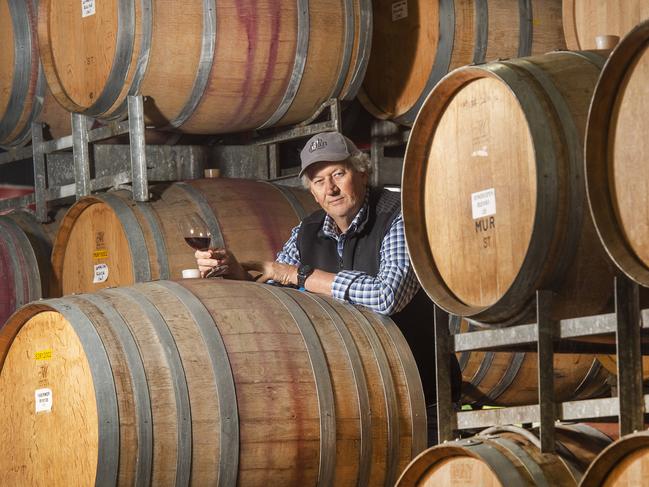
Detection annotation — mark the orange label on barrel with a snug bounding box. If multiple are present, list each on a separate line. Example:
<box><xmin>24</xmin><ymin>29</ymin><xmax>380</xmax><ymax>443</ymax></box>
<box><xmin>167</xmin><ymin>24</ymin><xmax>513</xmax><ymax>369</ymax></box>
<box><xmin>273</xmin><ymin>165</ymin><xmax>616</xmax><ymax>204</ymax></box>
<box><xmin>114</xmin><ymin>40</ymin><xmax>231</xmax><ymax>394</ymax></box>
<box><xmin>93</xmin><ymin>249</ymin><xmax>109</xmax><ymax>260</ymax></box>
<box><xmin>35</xmin><ymin>350</ymin><xmax>52</xmax><ymax>360</ymax></box>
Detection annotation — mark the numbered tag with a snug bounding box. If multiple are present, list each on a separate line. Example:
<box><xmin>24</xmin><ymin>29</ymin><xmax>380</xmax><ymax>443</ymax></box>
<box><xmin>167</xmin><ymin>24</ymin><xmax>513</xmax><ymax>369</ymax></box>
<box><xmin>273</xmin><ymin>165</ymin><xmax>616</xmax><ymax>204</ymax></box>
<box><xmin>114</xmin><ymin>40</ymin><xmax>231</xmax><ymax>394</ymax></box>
<box><xmin>82</xmin><ymin>0</ymin><xmax>95</xmax><ymax>17</ymax></box>
<box><xmin>471</xmin><ymin>188</ymin><xmax>497</xmax><ymax>220</ymax></box>
<box><xmin>35</xmin><ymin>388</ymin><xmax>53</xmax><ymax>413</ymax></box>
<box><xmin>93</xmin><ymin>263</ymin><xmax>109</xmax><ymax>283</ymax></box>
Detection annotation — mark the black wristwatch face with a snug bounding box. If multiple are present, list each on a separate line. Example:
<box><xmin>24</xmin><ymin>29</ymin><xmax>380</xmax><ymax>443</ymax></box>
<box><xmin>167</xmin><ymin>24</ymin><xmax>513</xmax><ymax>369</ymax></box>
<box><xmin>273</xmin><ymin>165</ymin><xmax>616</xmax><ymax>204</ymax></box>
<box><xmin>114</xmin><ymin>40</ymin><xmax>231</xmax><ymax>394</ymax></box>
<box><xmin>298</xmin><ymin>264</ymin><xmax>314</xmax><ymax>287</ymax></box>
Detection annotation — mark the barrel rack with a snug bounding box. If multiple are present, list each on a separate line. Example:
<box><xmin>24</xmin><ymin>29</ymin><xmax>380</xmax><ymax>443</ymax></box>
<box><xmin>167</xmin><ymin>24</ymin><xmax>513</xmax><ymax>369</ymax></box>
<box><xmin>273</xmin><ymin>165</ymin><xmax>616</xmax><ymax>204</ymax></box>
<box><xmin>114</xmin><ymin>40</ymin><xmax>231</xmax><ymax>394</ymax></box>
<box><xmin>435</xmin><ymin>276</ymin><xmax>647</xmax><ymax>453</ymax></box>
<box><xmin>0</xmin><ymin>96</ymin><xmax>345</xmax><ymax>216</ymax></box>
<box><xmin>0</xmin><ymin>96</ymin><xmax>205</xmax><ymax>219</ymax></box>
<box><xmin>215</xmin><ymin>97</ymin><xmax>343</xmax><ymax>183</ymax></box>
<box><xmin>369</xmin><ymin>120</ymin><xmax>410</xmax><ymax>188</ymax></box>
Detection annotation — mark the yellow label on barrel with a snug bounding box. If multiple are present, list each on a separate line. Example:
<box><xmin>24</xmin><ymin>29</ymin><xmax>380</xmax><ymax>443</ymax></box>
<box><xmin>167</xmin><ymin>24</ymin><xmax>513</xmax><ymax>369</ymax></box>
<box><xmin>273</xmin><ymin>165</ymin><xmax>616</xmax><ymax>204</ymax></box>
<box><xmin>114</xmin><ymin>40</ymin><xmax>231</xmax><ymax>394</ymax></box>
<box><xmin>35</xmin><ymin>350</ymin><xmax>52</xmax><ymax>360</ymax></box>
<box><xmin>93</xmin><ymin>249</ymin><xmax>109</xmax><ymax>259</ymax></box>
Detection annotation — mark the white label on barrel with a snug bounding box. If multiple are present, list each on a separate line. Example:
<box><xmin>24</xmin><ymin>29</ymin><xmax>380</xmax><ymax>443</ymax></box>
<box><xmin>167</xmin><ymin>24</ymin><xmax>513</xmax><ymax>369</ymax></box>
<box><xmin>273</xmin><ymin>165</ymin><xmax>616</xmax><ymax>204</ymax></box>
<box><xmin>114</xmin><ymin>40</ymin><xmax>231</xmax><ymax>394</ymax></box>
<box><xmin>392</xmin><ymin>0</ymin><xmax>408</xmax><ymax>21</ymax></box>
<box><xmin>82</xmin><ymin>0</ymin><xmax>95</xmax><ymax>17</ymax></box>
<box><xmin>93</xmin><ymin>263</ymin><xmax>109</xmax><ymax>283</ymax></box>
<box><xmin>471</xmin><ymin>188</ymin><xmax>496</xmax><ymax>220</ymax></box>
<box><xmin>35</xmin><ymin>388</ymin><xmax>52</xmax><ymax>413</ymax></box>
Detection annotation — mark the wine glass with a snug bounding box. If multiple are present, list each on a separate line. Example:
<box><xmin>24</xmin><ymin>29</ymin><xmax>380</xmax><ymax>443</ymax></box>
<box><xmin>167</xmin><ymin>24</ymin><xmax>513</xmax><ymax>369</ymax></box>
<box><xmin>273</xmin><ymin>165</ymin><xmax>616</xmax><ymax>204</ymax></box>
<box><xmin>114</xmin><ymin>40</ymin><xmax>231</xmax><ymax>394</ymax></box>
<box><xmin>179</xmin><ymin>213</ymin><xmax>212</xmax><ymax>251</ymax></box>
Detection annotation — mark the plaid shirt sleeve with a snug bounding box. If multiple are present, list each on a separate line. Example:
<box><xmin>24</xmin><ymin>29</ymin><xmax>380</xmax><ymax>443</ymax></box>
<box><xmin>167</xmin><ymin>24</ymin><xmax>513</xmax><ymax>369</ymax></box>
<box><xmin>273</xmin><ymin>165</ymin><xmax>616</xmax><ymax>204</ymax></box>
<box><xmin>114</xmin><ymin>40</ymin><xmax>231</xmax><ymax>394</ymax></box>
<box><xmin>331</xmin><ymin>213</ymin><xmax>420</xmax><ymax>315</ymax></box>
<box><xmin>275</xmin><ymin>223</ymin><xmax>301</xmax><ymax>266</ymax></box>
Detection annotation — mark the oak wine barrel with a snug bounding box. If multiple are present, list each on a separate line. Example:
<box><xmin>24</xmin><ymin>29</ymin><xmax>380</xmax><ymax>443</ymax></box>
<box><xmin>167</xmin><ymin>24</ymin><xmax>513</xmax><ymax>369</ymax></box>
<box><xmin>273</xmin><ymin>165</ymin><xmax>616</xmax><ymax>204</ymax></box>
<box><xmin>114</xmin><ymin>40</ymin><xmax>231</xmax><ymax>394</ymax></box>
<box><xmin>403</xmin><ymin>50</ymin><xmax>617</xmax><ymax>325</ymax></box>
<box><xmin>51</xmin><ymin>178</ymin><xmax>317</xmax><ymax>295</ymax></box>
<box><xmin>563</xmin><ymin>0</ymin><xmax>649</xmax><ymax>50</ymax></box>
<box><xmin>396</xmin><ymin>423</ymin><xmax>612</xmax><ymax>486</ymax></box>
<box><xmin>358</xmin><ymin>0</ymin><xmax>566</xmax><ymax>125</ymax></box>
<box><xmin>580</xmin><ymin>431</ymin><xmax>649</xmax><ymax>486</ymax></box>
<box><xmin>0</xmin><ymin>209</ymin><xmax>65</xmax><ymax>327</ymax></box>
<box><xmin>0</xmin><ymin>279</ymin><xmax>426</xmax><ymax>486</ymax></box>
<box><xmin>0</xmin><ymin>0</ymin><xmax>68</xmax><ymax>147</ymax></box>
<box><xmin>38</xmin><ymin>0</ymin><xmax>371</xmax><ymax>134</ymax></box>
<box><xmin>585</xmin><ymin>20</ymin><xmax>649</xmax><ymax>290</ymax></box>
<box><xmin>596</xmin><ymin>353</ymin><xmax>649</xmax><ymax>381</ymax></box>
<box><xmin>452</xmin><ymin>318</ymin><xmax>611</xmax><ymax>406</ymax></box>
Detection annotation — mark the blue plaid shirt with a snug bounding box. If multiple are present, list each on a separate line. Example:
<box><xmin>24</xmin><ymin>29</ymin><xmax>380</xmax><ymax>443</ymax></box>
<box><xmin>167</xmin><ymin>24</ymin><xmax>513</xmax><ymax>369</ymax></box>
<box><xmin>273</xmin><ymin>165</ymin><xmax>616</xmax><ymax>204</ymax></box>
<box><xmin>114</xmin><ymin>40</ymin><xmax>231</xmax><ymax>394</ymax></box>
<box><xmin>276</xmin><ymin>193</ymin><xmax>420</xmax><ymax>315</ymax></box>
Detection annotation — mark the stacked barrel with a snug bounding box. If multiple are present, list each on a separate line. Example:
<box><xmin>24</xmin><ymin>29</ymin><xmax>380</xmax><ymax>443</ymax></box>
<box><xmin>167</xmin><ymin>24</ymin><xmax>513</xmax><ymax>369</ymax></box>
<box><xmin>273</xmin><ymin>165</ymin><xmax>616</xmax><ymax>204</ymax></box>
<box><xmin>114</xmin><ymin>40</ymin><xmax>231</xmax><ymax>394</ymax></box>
<box><xmin>580</xmin><ymin>431</ymin><xmax>649</xmax><ymax>486</ymax></box>
<box><xmin>0</xmin><ymin>279</ymin><xmax>426</xmax><ymax>486</ymax></box>
<box><xmin>37</xmin><ymin>0</ymin><xmax>371</xmax><ymax>132</ymax></box>
<box><xmin>50</xmin><ymin>178</ymin><xmax>318</xmax><ymax>294</ymax></box>
<box><xmin>0</xmin><ymin>0</ymin><xmax>69</xmax><ymax>146</ymax></box>
<box><xmin>0</xmin><ymin>209</ymin><xmax>65</xmax><ymax>327</ymax></box>
<box><xmin>396</xmin><ymin>424</ymin><xmax>612</xmax><ymax>486</ymax></box>
<box><xmin>358</xmin><ymin>0</ymin><xmax>566</xmax><ymax>124</ymax></box>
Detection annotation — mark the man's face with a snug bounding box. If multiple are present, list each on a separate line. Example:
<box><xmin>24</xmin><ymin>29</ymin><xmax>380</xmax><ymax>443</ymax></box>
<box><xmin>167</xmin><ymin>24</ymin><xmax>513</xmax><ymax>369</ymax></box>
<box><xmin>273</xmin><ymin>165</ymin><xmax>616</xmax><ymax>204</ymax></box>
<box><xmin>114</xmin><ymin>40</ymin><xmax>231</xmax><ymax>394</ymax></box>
<box><xmin>307</xmin><ymin>161</ymin><xmax>368</xmax><ymax>224</ymax></box>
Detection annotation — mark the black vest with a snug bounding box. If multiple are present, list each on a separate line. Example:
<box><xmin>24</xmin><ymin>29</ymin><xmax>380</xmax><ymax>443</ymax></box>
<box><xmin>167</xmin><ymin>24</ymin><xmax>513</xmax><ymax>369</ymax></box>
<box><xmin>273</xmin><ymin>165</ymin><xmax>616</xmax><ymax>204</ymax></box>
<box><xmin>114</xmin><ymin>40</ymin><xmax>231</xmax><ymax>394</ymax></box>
<box><xmin>297</xmin><ymin>188</ymin><xmax>461</xmax><ymax>405</ymax></box>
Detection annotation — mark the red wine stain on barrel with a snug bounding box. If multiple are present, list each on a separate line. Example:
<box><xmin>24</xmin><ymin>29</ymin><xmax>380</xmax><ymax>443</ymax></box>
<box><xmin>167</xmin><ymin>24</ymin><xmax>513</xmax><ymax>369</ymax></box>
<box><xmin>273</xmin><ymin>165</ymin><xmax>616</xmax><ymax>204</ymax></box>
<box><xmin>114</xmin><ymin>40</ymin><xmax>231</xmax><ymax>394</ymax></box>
<box><xmin>231</xmin><ymin>0</ymin><xmax>283</xmax><ymax>127</ymax></box>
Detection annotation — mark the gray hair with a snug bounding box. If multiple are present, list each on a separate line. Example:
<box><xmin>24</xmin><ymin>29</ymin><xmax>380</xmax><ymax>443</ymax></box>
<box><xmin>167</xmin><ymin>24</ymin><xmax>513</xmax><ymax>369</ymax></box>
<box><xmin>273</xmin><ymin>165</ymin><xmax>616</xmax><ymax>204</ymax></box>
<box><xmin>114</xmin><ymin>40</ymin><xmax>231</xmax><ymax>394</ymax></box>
<box><xmin>301</xmin><ymin>150</ymin><xmax>372</xmax><ymax>189</ymax></box>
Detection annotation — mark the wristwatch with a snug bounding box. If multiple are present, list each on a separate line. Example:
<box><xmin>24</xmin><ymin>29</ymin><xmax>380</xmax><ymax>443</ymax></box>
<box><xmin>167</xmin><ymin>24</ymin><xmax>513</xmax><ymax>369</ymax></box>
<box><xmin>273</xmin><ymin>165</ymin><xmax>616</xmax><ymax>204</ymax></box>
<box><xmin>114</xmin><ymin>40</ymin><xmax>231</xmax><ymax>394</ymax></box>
<box><xmin>297</xmin><ymin>264</ymin><xmax>314</xmax><ymax>290</ymax></box>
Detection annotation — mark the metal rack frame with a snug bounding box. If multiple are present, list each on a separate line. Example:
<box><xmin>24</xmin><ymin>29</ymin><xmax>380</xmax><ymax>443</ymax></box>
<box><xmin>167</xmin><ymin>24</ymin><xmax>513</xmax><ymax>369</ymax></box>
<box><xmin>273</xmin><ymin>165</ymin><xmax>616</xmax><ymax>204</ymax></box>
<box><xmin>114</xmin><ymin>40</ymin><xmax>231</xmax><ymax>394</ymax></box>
<box><xmin>252</xmin><ymin>98</ymin><xmax>342</xmax><ymax>147</ymax></box>
<box><xmin>435</xmin><ymin>276</ymin><xmax>645</xmax><ymax>452</ymax></box>
<box><xmin>370</xmin><ymin>120</ymin><xmax>409</xmax><ymax>188</ymax></box>
<box><xmin>0</xmin><ymin>97</ymin><xmax>347</xmax><ymax>214</ymax></box>
<box><xmin>255</xmin><ymin>98</ymin><xmax>342</xmax><ymax>181</ymax></box>
<box><xmin>0</xmin><ymin>96</ymin><xmax>151</xmax><ymax>220</ymax></box>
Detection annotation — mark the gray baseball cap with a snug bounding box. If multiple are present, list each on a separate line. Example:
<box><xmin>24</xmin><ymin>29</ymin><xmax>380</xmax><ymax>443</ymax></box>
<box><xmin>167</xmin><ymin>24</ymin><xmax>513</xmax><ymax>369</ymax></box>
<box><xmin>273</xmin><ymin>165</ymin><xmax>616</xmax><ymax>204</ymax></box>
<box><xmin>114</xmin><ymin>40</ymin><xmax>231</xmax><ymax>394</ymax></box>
<box><xmin>299</xmin><ymin>132</ymin><xmax>357</xmax><ymax>177</ymax></box>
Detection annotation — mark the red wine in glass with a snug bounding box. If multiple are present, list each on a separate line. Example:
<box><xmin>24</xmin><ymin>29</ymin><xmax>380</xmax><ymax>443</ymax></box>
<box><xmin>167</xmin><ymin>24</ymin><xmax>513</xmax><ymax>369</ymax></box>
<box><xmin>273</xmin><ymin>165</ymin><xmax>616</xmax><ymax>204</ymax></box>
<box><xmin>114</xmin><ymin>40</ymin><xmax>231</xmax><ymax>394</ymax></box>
<box><xmin>185</xmin><ymin>236</ymin><xmax>211</xmax><ymax>251</ymax></box>
<box><xmin>180</xmin><ymin>213</ymin><xmax>212</xmax><ymax>251</ymax></box>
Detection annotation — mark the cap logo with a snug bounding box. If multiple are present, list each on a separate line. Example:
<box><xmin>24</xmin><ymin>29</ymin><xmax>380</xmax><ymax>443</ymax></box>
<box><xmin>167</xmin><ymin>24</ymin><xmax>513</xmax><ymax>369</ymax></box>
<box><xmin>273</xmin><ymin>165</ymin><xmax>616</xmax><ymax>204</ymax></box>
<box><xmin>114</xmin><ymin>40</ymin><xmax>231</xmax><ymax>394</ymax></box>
<box><xmin>309</xmin><ymin>138</ymin><xmax>327</xmax><ymax>152</ymax></box>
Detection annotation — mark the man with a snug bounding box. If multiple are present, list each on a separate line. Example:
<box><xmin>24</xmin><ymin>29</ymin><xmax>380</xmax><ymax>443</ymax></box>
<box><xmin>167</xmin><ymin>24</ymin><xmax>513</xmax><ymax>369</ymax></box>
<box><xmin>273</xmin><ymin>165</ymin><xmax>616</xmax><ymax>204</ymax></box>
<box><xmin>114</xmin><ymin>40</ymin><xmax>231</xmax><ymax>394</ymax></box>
<box><xmin>196</xmin><ymin>131</ymin><xmax>461</xmax><ymax>445</ymax></box>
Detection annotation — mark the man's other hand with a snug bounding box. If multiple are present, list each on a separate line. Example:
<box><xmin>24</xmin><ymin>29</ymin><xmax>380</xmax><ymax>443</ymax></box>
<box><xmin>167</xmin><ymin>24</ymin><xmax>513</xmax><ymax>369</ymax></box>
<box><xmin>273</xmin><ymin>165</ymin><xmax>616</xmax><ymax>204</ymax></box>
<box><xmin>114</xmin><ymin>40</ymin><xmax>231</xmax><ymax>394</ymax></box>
<box><xmin>242</xmin><ymin>261</ymin><xmax>297</xmax><ymax>286</ymax></box>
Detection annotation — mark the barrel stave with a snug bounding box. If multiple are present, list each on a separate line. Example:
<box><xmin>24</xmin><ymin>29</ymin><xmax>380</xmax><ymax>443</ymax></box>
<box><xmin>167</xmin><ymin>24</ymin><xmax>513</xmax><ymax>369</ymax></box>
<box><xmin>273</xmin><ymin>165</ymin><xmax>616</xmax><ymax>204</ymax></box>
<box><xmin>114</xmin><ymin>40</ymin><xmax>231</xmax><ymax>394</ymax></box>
<box><xmin>64</xmin><ymin>295</ymin><xmax>140</xmax><ymax>486</ymax></box>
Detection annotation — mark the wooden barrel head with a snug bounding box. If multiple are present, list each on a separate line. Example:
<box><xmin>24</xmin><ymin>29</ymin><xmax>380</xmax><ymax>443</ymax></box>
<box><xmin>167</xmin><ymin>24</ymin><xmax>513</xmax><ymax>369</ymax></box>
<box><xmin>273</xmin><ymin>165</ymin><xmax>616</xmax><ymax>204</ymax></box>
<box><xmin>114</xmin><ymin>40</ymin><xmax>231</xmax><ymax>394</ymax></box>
<box><xmin>601</xmin><ymin>447</ymin><xmax>649</xmax><ymax>486</ymax></box>
<box><xmin>597</xmin><ymin>353</ymin><xmax>649</xmax><ymax>380</ymax></box>
<box><xmin>361</xmin><ymin>0</ymin><xmax>439</xmax><ymax>119</ymax></box>
<box><xmin>55</xmin><ymin>199</ymin><xmax>134</xmax><ymax>294</ymax></box>
<box><xmin>0</xmin><ymin>0</ymin><xmax>15</xmax><ymax>117</ymax></box>
<box><xmin>40</xmin><ymin>0</ymin><xmax>119</xmax><ymax>109</ymax></box>
<box><xmin>581</xmin><ymin>432</ymin><xmax>649</xmax><ymax>487</ymax></box>
<box><xmin>563</xmin><ymin>0</ymin><xmax>649</xmax><ymax>50</ymax></box>
<box><xmin>586</xmin><ymin>21</ymin><xmax>649</xmax><ymax>286</ymax></box>
<box><xmin>396</xmin><ymin>447</ymin><xmax>505</xmax><ymax>487</ymax></box>
<box><xmin>608</xmin><ymin>42</ymin><xmax>649</xmax><ymax>267</ymax></box>
<box><xmin>416</xmin><ymin>456</ymin><xmax>502</xmax><ymax>486</ymax></box>
<box><xmin>0</xmin><ymin>310</ymin><xmax>98</xmax><ymax>486</ymax></box>
<box><xmin>424</xmin><ymin>75</ymin><xmax>536</xmax><ymax>308</ymax></box>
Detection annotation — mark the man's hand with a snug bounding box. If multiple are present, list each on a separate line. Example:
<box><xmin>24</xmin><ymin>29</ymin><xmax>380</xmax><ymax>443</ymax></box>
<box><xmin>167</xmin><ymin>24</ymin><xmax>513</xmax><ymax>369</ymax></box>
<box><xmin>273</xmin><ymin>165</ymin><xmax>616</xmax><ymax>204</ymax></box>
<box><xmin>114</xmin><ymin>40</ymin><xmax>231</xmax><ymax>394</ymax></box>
<box><xmin>194</xmin><ymin>248</ymin><xmax>250</xmax><ymax>280</ymax></box>
<box><xmin>242</xmin><ymin>261</ymin><xmax>298</xmax><ymax>286</ymax></box>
